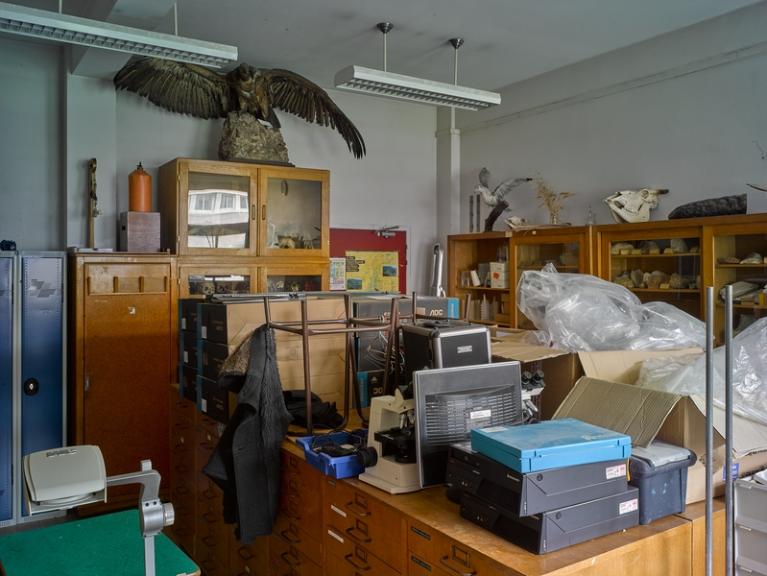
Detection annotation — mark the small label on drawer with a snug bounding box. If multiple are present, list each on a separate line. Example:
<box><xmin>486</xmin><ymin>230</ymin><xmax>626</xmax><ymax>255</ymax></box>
<box><xmin>470</xmin><ymin>409</ymin><xmax>492</xmax><ymax>420</ymax></box>
<box><xmin>201</xmin><ymin>326</ymin><xmax>207</xmax><ymax>339</ymax></box>
<box><xmin>330</xmin><ymin>504</ymin><xmax>347</xmax><ymax>518</ymax></box>
<box><xmin>605</xmin><ymin>464</ymin><xmax>626</xmax><ymax>480</ymax></box>
<box><xmin>183</xmin><ymin>351</ymin><xmax>188</xmax><ymax>363</ymax></box>
<box><xmin>619</xmin><ymin>498</ymin><xmax>638</xmax><ymax>515</ymax></box>
<box><xmin>201</xmin><ymin>398</ymin><xmax>208</xmax><ymax>412</ymax></box>
<box><xmin>457</xmin><ymin>345</ymin><xmax>473</xmax><ymax>354</ymax></box>
<box><xmin>181</xmin><ymin>318</ymin><xmax>187</xmax><ymax>330</ymax></box>
<box><xmin>327</xmin><ymin>529</ymin><xmax>344</xmax><ymax>543</ymax></box>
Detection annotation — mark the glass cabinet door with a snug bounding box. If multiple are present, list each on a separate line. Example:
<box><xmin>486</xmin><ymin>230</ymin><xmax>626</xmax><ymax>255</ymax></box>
<box><xmin>261</xmin><ymin>264</ymin><xmax>328</xmax><ymax>293</ymax></box>
<box><xmin>602</xmin><ymin>229</ymin><xmax>702</xmax><ymax>319</ymax></box>
<box><xmin>708</xmin><ymin>223</ymin><xmax>767</xmax><ymax>341</ymax></box>
<box><xmin>259</xmin><ymin>168</ymin><xmax>329</xmax><ymax>257</ymax></box>
<box><xmin>177</xmin><ymin>264</ymin><xmax>256</xmax><ymax>298</ymax></box>
<box><xmin>182</xmin><ymin>167</ymin><xmax>256</xmax><ymax>255</ymax></box>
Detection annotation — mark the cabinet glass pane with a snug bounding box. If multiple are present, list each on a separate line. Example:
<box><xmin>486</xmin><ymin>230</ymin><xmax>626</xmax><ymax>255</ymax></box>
<box><xmin>266</xmin><ymin>177</ymin><xmax>322</xmax><ymax>250</ymax></box>
<box><xmin>714</xmin><ymin>232</ymin><xmax>767</xmax><ymax>337</ymax></box>
<box><xmin>267</xmin><ymin>275</ymin><xmax>322</xmax><ymax>293</ymax></box>
<box><xmin>187</xmin><ymin>274</ymin><xmax>251</xmax><ymax>296</ymax></box>
<box><xmin>609</xmin><ymin>236</ymin><xmax>701</xmax><ymax>317</ymax></box>
<box><xmin>187</xmin><ymin>172</ymin><xmax>250</xmax><ymax>249</ymax></box>
<box><xmin>516</xmin><ymin>242</ymin><xmax>579</xmax><ymax>272</ymax></box>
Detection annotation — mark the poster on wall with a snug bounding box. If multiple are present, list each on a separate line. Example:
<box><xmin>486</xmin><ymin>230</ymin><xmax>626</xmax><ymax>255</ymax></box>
<box><xmin>329</xmin><ymin>258</ymin><xmax>346</xmax><ymax>291</ymax></box>
<box><xmin>345</xmin><ymin>251</ymin><xmax>399</xmax><ymax>292</ymax></box>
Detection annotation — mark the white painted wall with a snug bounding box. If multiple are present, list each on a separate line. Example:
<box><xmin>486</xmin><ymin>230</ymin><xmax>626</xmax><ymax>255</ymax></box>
<box><xmin>115</xmin><ymin>89</ymin><xmax>437</xmax><ymax>292</ymax></box>
<box><xmin>458</xmin><ymin>2</ymin><xmax>767</xmax><ymax>231</ymax></box>
<box><xmin>0</xmin><ymin>37</ymin><xmax>62</xmax><ymax>251</ymax></box>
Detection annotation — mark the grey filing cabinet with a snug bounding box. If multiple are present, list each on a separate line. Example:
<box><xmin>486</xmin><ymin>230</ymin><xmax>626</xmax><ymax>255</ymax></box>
<box><xmin>0</xmin><ymin>251</ymin><xmax>66</xmax><ymax>528</ymax></box>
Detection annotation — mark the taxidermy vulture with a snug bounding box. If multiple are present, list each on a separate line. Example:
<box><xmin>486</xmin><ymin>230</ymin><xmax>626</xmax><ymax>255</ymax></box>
<box><xmin>114</xmin><ymin>58</ymin><xmax>366</xmax><ymax>161</ymax></box>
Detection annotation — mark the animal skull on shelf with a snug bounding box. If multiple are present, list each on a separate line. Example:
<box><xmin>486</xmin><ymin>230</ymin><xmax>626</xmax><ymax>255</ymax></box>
<box><xmin>604</xmin><ymin>189</ymin><xmax>669</xmax><ymax>224</ymax></box>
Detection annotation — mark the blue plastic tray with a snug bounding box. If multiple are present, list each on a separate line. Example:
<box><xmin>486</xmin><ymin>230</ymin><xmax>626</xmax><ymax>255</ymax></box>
<box><xmin>296</xmin><ymin>430</ymin><xmax>368</xmax><ymax>479</ymax></box>
<box><xmin>471</xmin><ymin>418</ymin><xmax>631</xmax><ymax>473</ymax></box>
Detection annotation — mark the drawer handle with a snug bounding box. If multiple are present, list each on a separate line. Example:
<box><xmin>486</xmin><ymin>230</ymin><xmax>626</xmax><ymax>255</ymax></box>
<box><xmin>345</xmin><ymin>499</ymin><xmax>370</xmax><ymax>518</ymax></box>
<box><xmin>204</xmin><ymin>511</ymin><xmax>217</xmax><ymax>523</ymax></box>
<box><xmin>238</xmin><ymin>547</ymin><xmax>254</xmax><ymax>560</ymax></box>
<box><xmin>280</xmin><ymin>551</ymin><xmax>301</xmax><ymax>567</ymax></box>
<box><xmin>344</xmin><ymin>553</ymin><xmax>371</xmax><ymax>572</ymax></box>
<box><xmin>281</xmin><ymin>528</ymin><xmax>301</xmax><ymax>544</ymax></box>
<box><xmin>346</xmin><ymin>525</ymin><xmax>372</xmax><ymax>544</ymax></box>
<box><xmin>440</xmin><ymin>556</ymin><xmax>476</xmax><ymax>576</ymax></box>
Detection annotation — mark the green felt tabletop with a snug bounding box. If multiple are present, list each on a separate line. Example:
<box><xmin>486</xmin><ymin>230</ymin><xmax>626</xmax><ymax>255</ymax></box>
<box><xmin>0</xmin><ymin>509</ymin><xmax>199</xmax><ymax>576</ymax></box>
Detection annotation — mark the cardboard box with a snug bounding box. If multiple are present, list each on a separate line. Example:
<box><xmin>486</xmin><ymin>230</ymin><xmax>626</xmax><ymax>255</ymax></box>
<box><xmin>554</xmin><ymin>352</ymin><xmax>767</xmax><ymax>504</ymax></box>
<box><xmin>491</xmin><ymin>333</ymin><xmax>581</xmax><ymax>419</ymax></box>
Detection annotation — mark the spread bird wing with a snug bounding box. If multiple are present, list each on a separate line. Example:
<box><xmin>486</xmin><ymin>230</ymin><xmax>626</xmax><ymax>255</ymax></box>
<box><xmin>478</xmin><ymin>167</ymin><xmax>490</xmax><ymax>188</ymax></box>
<box><xmin>493</xmin><ymin>177</ymin><xmax>530</xmax><ymax>199</ymax></box>
<box><xmin>262</xmin><ymin>68</ymin><xmax>366</xmax><ymax>158</ymax></box>
<box><xmin>113</xmin><ymin>58</ymin><xmax>230</xmax><ymax>119</ymax></box>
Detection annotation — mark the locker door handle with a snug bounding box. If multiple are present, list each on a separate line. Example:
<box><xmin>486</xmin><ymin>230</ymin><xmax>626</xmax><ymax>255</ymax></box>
<box><xmin>23</xmin><ymin>378</ymin><xmax>39</xmax><ymax>396</ymax></box>
<box><xmin>84</xmin><ymin>375</ymin><xmax>90</xmax><ymax>394</ymax></box>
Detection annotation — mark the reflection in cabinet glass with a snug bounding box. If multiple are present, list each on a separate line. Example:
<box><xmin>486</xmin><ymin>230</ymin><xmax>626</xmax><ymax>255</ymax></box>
<box><xmin>187</xmin><ymin>273</ymin><xmax>252</xmax><ymax>296</ymax></box>
<box><xmin>266</xmin><ymin>177</ymin><xmax>322</xmax><ymax>250</ymax></box>
<box><xmin>267</xmin><ymin>274</ymin><xmax>322</xmax><ymax>293</ymax></box>
<box><xmin>187</xmin><ymin>172</ymin><xmax>251</xmax><ymax>250</ymax></box>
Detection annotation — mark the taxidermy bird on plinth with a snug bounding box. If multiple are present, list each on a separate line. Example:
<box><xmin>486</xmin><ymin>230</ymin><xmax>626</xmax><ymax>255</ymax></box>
<box><xmin>114</xmin><ymin>58</ymin><xmax>366</xmax><ymax>163</ymax></box>
<box><xmin>474</xmin><ymin>167</ymin><xmax>532</xmax><ymax>231</ymax></box>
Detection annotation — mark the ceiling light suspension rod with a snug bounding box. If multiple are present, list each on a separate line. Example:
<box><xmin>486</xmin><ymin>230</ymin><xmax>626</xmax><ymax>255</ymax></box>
<box><xmin>173</xmin><ymin>2</ymin><xmax>178</xmax><ymax>36</ymax></box>
<box><xmin>450</xmin><ymin>37</ymin><xmax>463</xmax><ymax>86</ymax></box>
<box><xmin>377</xmin><ymin>22</ymin><xmax>392</xmax><ymax>72</ymax></box>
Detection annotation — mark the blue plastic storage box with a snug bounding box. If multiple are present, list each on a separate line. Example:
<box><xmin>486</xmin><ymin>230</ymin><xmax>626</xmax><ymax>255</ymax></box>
<box><xmin>471</xmin><ymin>418</ymin><xmax>632</xmax><ymax>473</ymax></box>
<box><xmin>628</xmin><ymin>442</ymin><xmax>696</xmax><ymax>524</ymax></box>
<box><xmin>296</xmin><ymin>430</ymin><xmax>368</xmax><ymax>479</ymax></box>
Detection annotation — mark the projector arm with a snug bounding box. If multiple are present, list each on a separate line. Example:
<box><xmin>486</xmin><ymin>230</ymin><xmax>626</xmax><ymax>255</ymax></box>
<box><xmin>106</xmin><ymin>459</ymin><xmax>174</xmax><ymax>576</ymax></box>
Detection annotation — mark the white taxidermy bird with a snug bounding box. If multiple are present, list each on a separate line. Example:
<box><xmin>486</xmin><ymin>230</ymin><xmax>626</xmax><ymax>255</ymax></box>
<box><xmin>474</xmin><ymin>167</ymin><xmax>532</xmax><ymax>207</ymax></box>
<box><xmin>474</xmin><ymin>167</ymin><xmax>532</xmax><ymax>231</ymax></box>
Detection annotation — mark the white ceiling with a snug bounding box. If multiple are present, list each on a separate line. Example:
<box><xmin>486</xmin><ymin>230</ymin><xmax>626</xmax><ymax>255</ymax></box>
<box><xmin>8</xmin><ymin>0</ymin><xmax>765</xmax><ymax>89</ymax></box>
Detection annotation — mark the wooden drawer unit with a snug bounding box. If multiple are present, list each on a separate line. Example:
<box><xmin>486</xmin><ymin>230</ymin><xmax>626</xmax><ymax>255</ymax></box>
<box><xmin>407</xmin><ymin>518</ymin><xmax>502</xmax><ymax>576</ymax></box>
<box><xmin>269</xmin><ymin>532</ymin><xmax>322</xmax><ymax>576</ymax></box>
<box><xmin>323</xmin><ymin>477</ymin><xmax>404</xmax><ymax>573</ymax></box>
<box><xmin>273</xmin><ymin>513</ymin><xmax>322</xmax><ymax>565</ymax></box>
<box><xmin>281</xmin><ymin>450</ymin><xmax>323</xmax><ymax>542</ymax></box>
<box><xmin>194</xmin><ymin>533</ymin><xmax>229</xmax><ymax>576</ymax></box>
<box><xmin>325</xmin><ymin>526</ymin><xmax>400</xmax><ymax>576</ymax></box>
<box><xmin>230</xmin><ymin>537</ymin><xmax>269</xmax><ymax>576</ymax></box>
<box><xmin>408</xmin><ymin>552</ymin><xmax>454</xmax><ymax>576</ymax></box>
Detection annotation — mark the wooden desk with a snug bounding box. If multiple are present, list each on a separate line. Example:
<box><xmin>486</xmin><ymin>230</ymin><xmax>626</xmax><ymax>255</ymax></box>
<box><xmin>0</xmin><ymin>509</ymin><xmax>199</xmax><ymax>576</ymax></box>
<box><xmin>283</xmin><ymin>439</ymin><xmax>700</xmax><ymax>576</ymax></box>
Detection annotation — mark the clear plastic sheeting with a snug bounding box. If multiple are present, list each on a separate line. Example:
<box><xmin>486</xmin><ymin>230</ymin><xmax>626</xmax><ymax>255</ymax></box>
<box><xmin>516</xmin><ymin>270</ymin><xmax>705</xmax><ymax>351</ymax></box>
<box><xmin>636</xmin><ymin>317</ymin><xmax>767</xmax><ymax>426</ymax></box>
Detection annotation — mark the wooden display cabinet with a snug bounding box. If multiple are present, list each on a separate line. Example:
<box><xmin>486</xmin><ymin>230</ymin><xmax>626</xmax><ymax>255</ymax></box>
<box><xmin>510</xmin><ymin>226</ymin><xmax>593</xmax><ymax>328</ymax></box>
<box><xmin>597</xmin><ymin>221</ymin><xmax>704</xmax><ymax>320</ymax></box>
<box><xmin>447</xmin><ymin>227</ymin><xmax>593</xmax><ymax>328</ymax></box>
<box><xmin>176</xmin><ymin>258</ymin><xmax>329</xmax><ymax>298</ymax></box>
<box><xmin>447</xmin><ymin>231</ymin><xmax>510</xmax><ymax>325</ymax></box>
<box><xmin>69</xmin><ymin>253</ymin><xmax>177</xmax><ymax>510</ymax></box>
<box><xmin>159</xmin><ymin>158</ymin><xmax>329</xmax><ymax>258</ymax></box>
<box><xmin>702</xmin><ymin>216</ymin><xmax>767</xmax><ymax>341</ymax></box>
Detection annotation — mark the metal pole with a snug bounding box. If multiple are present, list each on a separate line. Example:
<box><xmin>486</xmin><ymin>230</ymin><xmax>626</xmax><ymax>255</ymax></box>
<box><xmin>705</xmin><ymin>286</ymin><xmax>714</xmax><ymax>576</ymax></box>
<box><xmin>378</xmin><ymin>22</ymin><xmax>392</xmax><ymax>72</ymax></box>
<box><xmin>724</xmin><ymin>284</ymin><xmax>734</xmax><ymax>576</ymax></box>
<box><xmin>300</xmin><ymin>299</ymin><xmax>313</xmax><ymax>434</ymax></box>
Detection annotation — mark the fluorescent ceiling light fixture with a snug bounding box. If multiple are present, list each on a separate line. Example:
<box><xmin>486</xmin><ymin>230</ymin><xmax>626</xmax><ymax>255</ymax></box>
<box><xmin>335</xmin><ymin>24</ymin><xmax>500</xmax><ymax>111</ymax></box>
<box><xmin>0</xmin><ymin>1</ymin><xmax>237</xmax><ymax>68</ymax></box>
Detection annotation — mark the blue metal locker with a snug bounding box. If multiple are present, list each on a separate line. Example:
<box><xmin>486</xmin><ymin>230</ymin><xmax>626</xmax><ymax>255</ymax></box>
<box><xmin>0</xmin><ymin>255</ymin><xmax>13</xmax><ymax>523</ymax></box>
<box><xmin>19</xmin><ymin>253</ymin><xmax>64</xmax><ymax>497</ymax></box>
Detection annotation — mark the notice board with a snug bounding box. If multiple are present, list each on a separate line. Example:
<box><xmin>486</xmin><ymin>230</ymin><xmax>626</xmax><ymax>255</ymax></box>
<box><xmin>329</xmin><ymin>228</ymin><xmax>407</xmax><ymax>293</ymax></box>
